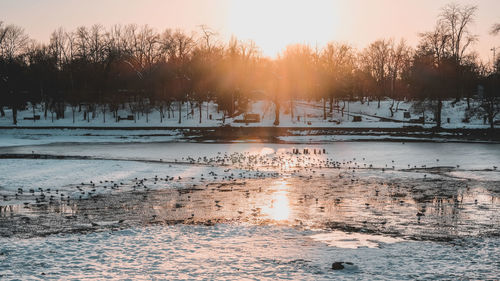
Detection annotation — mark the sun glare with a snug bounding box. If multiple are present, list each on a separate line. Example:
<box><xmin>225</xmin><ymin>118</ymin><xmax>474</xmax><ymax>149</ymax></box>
<box><xmin>263</xmin><ymin>180</ymin><xmax>291</xmax><ymax>221</ymax></box>
<box><xmin>228</xmin><ymin>0</ymin><xmax>339</xmax><ymax>57</ymax></box>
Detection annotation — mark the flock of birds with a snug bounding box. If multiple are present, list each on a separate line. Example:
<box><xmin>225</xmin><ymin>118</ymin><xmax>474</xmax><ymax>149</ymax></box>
<box><xmin>1</xmin><ymin>147</ymin><xmax>496</xmax><ymax>210</ymax></box>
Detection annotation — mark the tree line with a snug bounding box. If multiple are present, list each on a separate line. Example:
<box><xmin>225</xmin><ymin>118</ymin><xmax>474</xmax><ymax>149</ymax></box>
<box><xmin>0</xmin><ymin>3</ymin><xmax>499</xmax><ymax>128</ymax></box>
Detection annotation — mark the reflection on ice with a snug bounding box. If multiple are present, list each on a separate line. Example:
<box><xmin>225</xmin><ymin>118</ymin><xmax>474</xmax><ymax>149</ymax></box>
<box><xmin>263</xmin><ymin>180</ymin><xmax>291</xmax><ymax>221</ymax></box>
<box><xmin>264</xmin><ymin>191</ymin><xmax>290</xmax><ymax>221</ymax></box>
<box><xmin>310</xmin><ymin>231</ymin><xmax>403</xmax><ymax>249</ymax></box>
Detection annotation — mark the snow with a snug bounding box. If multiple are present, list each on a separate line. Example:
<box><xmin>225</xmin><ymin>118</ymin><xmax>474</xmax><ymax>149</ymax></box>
<box><xmin>0</xmin><ymin>99</ymin><xmax>495</xmax><ymax>129</ymax></box>
<box><xmin>1</xmin><ymin>142</ymin><xmax>498</xmax><ymax>197</ymax></box>
<box><xmin>0</xmin><ymin>159</ymin><xmax>229</xmax><ymax>198</ymax></box>
<box><xmin>1</xmin><ymin>224</ymin><xmax>499</xmax><ymax>280</ymax></box>
<box><xmin>310</xmin><ymin>231</ymin><xmax>403</xmax><ymax>249</ymax></box>
<box><xmin>1</xmin><ymin>124</ymin><xmax>499</xmax><ymax>280</ymax></box>
<box><xmin>3</xmin><ymin>141</ymin><xmax>498</xmax><ymax>171</ymax></box>
<box><xmin>0</xmin><ymin>129</ymin><xmax>185</xmax><ymax>147</ymax></box>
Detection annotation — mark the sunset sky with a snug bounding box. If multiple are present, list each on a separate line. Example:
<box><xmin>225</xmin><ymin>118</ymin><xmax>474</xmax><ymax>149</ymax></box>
<box><xmin>1</xmin><ymin>0</ymin><xmax>499</xmax><ymax>62</ymax></box>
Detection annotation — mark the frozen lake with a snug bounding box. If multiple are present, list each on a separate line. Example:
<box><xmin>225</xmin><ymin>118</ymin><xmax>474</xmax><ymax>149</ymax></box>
<box><xmin>2</xmin><ymin>224</ymin><xmax>499</xmax><ymax>280</ymax></box>
<box><xmin>2</xmin><ymin>140</ymin><xmax>500</xmax><ymax>169</ymax></box>
<box><xmin>0</xmin><ymin>134</ymin><xmax>499</xmax><ymax>280</ymax></box>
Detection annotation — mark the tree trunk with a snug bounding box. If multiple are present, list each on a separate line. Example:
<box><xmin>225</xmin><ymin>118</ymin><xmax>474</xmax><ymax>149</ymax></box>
<box><xmin>273</xmin><ymin>101</ymin><xmax>280</xmax><ymax>126</ymax></box>
<box><xmin>436</xmin><ymin>99</ymin><xmax>443</xmax><ymax>128</ymax></box>
<box><xmin>178</xmin><ymin>100</ymin><xmax>182</xmax><ymax>124</ymax></box>
<box><xmin>199</xmin><ymin>102</ymin><xmax>202</xmax><ymax>123</ymax></box>
<box><xmin>12</xmin><ymin>107</ymin><xmax>17</xmax><ymax>125</ymax></box>
<box><xmin>323</xmin><ymin>98</ymin><xmax>326</xmax><ymax>120</ymax></box>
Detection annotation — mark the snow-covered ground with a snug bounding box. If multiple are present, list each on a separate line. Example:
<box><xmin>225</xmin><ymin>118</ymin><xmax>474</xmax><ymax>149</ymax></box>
<box><xmin>0</xmin><ymin>99</ymin><xmax>495</xmax><ymax>129</ymax></box>
<box><xmin>0</xmin><ymin>128</ymin><xmax>492</xmax><ymax>153</ymax></box>
<box><xmin>1</xmin><ymin>133</ymin><xmax>499</xmax><ymax>280</ymax></box>
<box><xmin>0</xmin><ymin>129</ymin><xmax>185</xmax><ymax>147</ymax></box>
<box><xmin>1</xmin><ymin>224</ymin><xmax>499</xmax><ymax>280</ymax></box>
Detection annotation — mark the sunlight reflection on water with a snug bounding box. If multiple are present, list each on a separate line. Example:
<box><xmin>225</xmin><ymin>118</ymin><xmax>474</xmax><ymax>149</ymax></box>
<box><xmin>263</xmin><ymin>180</ymin><xmax>291</xmax><ymax>221</ymax></box>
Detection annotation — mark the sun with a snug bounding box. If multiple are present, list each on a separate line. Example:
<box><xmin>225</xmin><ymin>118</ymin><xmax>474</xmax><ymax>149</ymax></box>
<box><xmin>228</xmin><ymin>0</ymin><xmax>340</xmax><ymax>58</ymax></box>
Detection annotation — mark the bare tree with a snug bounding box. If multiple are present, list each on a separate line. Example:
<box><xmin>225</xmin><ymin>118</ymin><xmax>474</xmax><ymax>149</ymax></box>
<box><xmin>387</xmin><ymin>39</ymin><xmax>412</xmax><ymax>116</ymax></box>
<box><xmin>0</xmin><ymin>22</ymin><xmax>9</xmax><ymax>116</ymax></box>
<box><xmin>439</xmin><ymin>3</ymin><xmax>478</xmax><ymax>62</ymax></box>
<box><xmin>321</xmin><ymin>42</ymin><xmax>356</xmax><ymax>115</ymax></box>
<box><xmin>159</xmin><ymin>29</ymin><xmax>195</xmax><ymax>124</ymax></box>
<box><xmin>134</xmin><ymin>25</ymin><xmax>161</xmax><ymax>71</ymax></box>
<box><xmin>192</xmin><ymin>25</ymin><xmax>221</xmax><ymax>123</ymax></box>
<box><xmin>160</xmin><ymin>29</ymin><xmax>195</xmax><ymax>63</ymax></box>
<box><xmin>0</xmin><ymin>22</ymin><xmax>9</xmax><ymax>47</ymax></box>
<box><xmin>88</xmin><ymin>24</ymin><xmax>107</xmax><ymax>64</ymax></box>
<box><xmin>0</xmin><ymin>24</ymin><xmax>29</xmax><ymax>59</ymax></box>
<box><xmin>0</xmin><ymin>24</ymin><xmax>30</xmax><ymax>124</ymax></box>
<box><xmin>418</xmin><ymin>22</ymin><xmax>450</xmax><ymax>65</ymax></box>
<box><xmin>199</xmin><ymin>25</ymin><xmax>219</xmax><ymax>53</ymax></box>
<box><xmin>491</xmin><ymin>23</ymin><xmax>500</xmax><ymax>35</ymax></box>
<box><xmin>361</xmin><ymin>39</ymin><xmax>392</xmax><ymax>108</ymax></box>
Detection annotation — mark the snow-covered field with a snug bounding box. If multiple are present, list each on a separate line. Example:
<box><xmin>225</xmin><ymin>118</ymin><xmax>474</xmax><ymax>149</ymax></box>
<box><xmin>0</xmin><ymin>99</ymin><xmax>495</xmax><ymax>129</ymax></box>
<box><xmin>0</xmin><ymin>132</ymin><xmax>499</xmax><ymax>279</ymax></box>
<box><xmin>2</xmin><ymin>224</ymin><xmax>499</xmax><ymax>280</ymax></box>
<box><xmin>0</xmin><ymin>128</ymin><xmax>185</xmax><ymax>147</ymax></box>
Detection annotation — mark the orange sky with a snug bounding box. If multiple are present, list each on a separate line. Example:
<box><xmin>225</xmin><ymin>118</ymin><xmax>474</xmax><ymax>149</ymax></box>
<box><xmin>1</xmin><ymin>0</ymin><xmax>499</xmax><ymax>62</ymax></box>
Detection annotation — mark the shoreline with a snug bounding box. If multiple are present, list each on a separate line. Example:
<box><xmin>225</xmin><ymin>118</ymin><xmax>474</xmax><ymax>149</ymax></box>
<box><xmin>1</xmin><ymin>126</ymin><xmax>498</xmax><ymax>143</ymax></box>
